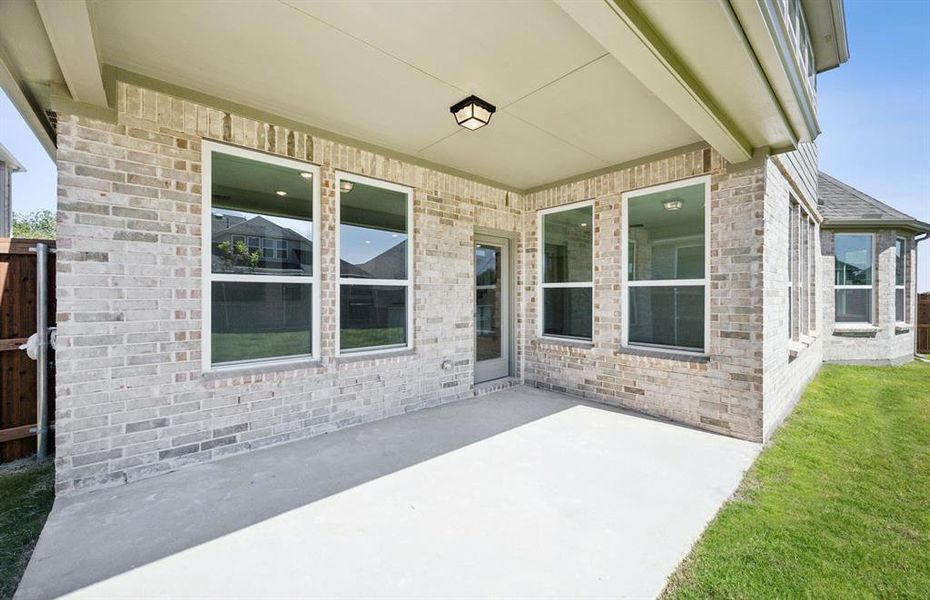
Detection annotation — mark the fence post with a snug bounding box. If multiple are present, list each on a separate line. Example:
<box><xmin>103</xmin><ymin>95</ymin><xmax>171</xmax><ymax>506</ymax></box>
<box><xmin>35</xmin><ymin>242</ymin><xmax>49</xmax><ymax>460</ymax></box>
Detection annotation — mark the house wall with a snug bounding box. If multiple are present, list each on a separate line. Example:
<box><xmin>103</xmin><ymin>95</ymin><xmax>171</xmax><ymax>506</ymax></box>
<box><xmin>53</xmin><ymin>82</ymin><xmax>523</xmax><ymax>494</ymax></box>
<box><xmin>822</xmin><ymin>229</ymin><xmax>917</xmax><ymax>364</ymax></box>
<box><xmin>760</xmin><ymin>159</ymin><xmax>823</xmax><ymax>439</ymax></box>
<box><xmin>52</xmin><ymin>81</ymin><xmax>836</xmax><ymax>494</ymax></box>
<box><xmin>523</xmin><ymin>149</ymin><xmax>768</xmax><ymax>442</ymax></box>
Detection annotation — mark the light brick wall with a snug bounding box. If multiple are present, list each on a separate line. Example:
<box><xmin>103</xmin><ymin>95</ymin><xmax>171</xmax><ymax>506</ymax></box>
<box><xmin>523</xmin><ymin>149</ymin><xmax>768</xmax><ymax>442</ymax></box>
<box><xmin>53</xmin><ymin>82</ymin><xmax>523</xmax><ymax>494</ymax></box>
<box><xmin>760</xmin><ymin>160</ymin><xmax>823</xmax><ymax>438</ymax></box>
<box><xmin>822</xmin><ymin>229</ymin><xmax>917</xmax><ymax>364</ymax></box>
<box><xmin>53</xmin><ymin>81</ymin><xmax>841</xmax><ymax>494</ymax></box>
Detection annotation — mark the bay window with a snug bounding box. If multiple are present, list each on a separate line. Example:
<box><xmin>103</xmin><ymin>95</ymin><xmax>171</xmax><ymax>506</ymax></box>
<box><xmin>895</xmin><ymin>237</ymin><xmax>907</xmax><ymax>323</ymax></box>
<box><xmin>622</xmin><ymin>177</ymin><xmax>709</xmax><ymax>353</ymax></box>
<box><xmin>538</xmin><ymin>202</ymin><xmax>593</xmax><ymax>341</ymax></box>
<box><xmin>337</xmin><ymin>173</ymin><xmax>413</xmax><ymax>354</ymax></box>
<box><xmin>202</xmin><ymin>142</ymin><xmax>320</xmax><ymax>369</ymax></box>
<box><xmin>834</xmin><ymin>233</ymin><xmax>873</xmax><ymax>323</ymax></box>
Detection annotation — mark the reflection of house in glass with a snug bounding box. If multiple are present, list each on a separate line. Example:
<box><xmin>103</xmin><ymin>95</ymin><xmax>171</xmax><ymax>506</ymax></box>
<box><xmin>212</xmin><ymin>212</ymin><xmax>312</xmax><ymax>275</ymax></box>
<box><xmin>340</xmin><ymin>240</ymin><xmax>408</xmax><ymax>347</ymax></box>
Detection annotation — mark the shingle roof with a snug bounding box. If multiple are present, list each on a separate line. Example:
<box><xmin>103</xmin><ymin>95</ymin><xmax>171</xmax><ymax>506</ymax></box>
<box><xmin>818</xmin><ymin>172</ymin><xmax>930</xmax><ymax>233</ymax></box>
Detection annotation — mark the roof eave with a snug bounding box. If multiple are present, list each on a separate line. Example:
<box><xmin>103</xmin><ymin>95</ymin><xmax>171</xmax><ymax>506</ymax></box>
<box><xmin>821</xmin><ymin>218</ymin><xmax>930</xmax><ymax>234</ymax></box>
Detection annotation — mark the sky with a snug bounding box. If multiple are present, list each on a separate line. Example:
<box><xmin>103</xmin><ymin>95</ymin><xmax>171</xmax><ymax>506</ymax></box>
<box><xmin>0</xmin><ymin>0</ymin><xmax>927</xmax><ymax>290</ymax></box>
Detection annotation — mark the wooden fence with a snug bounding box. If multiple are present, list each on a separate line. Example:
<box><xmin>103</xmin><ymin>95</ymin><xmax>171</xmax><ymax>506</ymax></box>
<box><xmin>0</xmin><ymin>238</ymin><xmax>56</xmax><ymax>461</ymax></box>
<box><xmin>919</xmin><ymin>292</ymin><xmax>930</xmax><ymax>355</ymax></box>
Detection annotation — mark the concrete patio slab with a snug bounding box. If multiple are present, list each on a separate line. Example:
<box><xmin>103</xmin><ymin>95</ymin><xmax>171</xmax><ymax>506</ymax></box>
<box><xmin>16</xmin><ymin>386</ymin><xmax>759</xmax><ymax>599</ymax></box>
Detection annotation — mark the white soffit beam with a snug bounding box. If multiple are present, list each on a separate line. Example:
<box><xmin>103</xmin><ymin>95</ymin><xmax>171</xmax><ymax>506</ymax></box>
<box><xmin>555</xmin><ymin>0</ymin><xmax>753</xmax><ymax>164</ymax></box>
<box><xmin>0</xmin><ymin>44</ymin><xmax>56</xmax><ymax>158</ymax></box>
<box><xmin>35</xmin><ymin>0</ymin><xmax>107</xmax><ymax>107</ymax></box>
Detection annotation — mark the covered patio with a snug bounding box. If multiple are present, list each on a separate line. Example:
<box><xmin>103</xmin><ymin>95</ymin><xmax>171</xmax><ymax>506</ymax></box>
<box><xmin>17</xmin><ymin>386</ymin><xmax>758</xmax><ymax>599</ymax></box>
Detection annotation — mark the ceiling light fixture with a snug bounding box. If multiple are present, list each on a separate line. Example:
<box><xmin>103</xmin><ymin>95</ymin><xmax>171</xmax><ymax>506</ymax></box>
<box><xmin>580</xmin><ymin>223</ymin><xmax>588</xmax><ymax>227</ymax></box>
<box><xmin>663</xmin><ymin>199</ymin><xmax>683</xmax><ymax>211</ymax></box>
<box><xmin>450</xmin><ymin>95</ymin><xmax>496</xmax><ymax>130</ymax></box>
<box><xmin>340</xmin><ymin>181</ymin><xmax>354</xmax><ymax>193</ymax></box>
<box><xmin>276</xmin><ymin>190</ymin><xmax>287</xmax><ymax>196</ymax></box>
<box><xmin>300</xmin><ymin>172</ymin><xmax>313</xmax><ymax>179</ymax></box>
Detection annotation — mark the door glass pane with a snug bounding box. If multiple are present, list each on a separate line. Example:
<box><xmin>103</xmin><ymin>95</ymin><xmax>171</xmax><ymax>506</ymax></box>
<box><xmin>628</xmin><ymin>286</ymin><xmax>704</xmax><ymax>350</ymax></box>
<box><xmin>211</xmin><ymin>282</ymin><xmax>312</xmax><ymax>364</ymax></box>
<box><xmin>543</xmin><ymin>287</ymin><xmax>592</xmax><ymax>339</ymax></box>
<box><xmin>340</xmin><ymin>285</ymin><xmax>407</xmax><ymax>351</ymax></box>
<box><xmin>476</xmin><ymin>244</ymin><xmax>502</xmax><ymax>362</ymax></box>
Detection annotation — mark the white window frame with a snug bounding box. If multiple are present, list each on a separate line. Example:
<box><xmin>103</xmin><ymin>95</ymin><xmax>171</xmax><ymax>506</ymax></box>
<box><xmin>895</xmin><ymin>236</ymin><xmax>907</xmax><ymax>324</ymax></box>
<box><xmin>808</xmin><ymin>216</ymin><xmax>817</xmax><ymax>334</ymax></box>
<box><xmin>621</xmin><ymin>175</ymin><xmax>711</xmax><ymax>355</ymax></box>
<box><xmin>536</xmin><ymin>199</ymin><xmax>594</xmax><ymax>342</ymax></box>
<box><xmin>833</xmin><ymin>232</ymin><xmax>874</xmax><ymax>325</ymax></box>
<box><xmin>201</xmin><ymin>140</ymin><xmax>321</xmax><ymax>372</ymax></box>
<box><xmin>335</xmin><ymin>171</ymin><xmax>414</xmax><ymax>357</ymax></box>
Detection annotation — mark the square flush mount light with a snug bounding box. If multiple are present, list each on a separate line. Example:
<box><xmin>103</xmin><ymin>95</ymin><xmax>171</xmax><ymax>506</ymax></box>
<box><xmin>450</xmin><ymin>95</ymin><xmax>496</xmax><ymax>130</ymax></box>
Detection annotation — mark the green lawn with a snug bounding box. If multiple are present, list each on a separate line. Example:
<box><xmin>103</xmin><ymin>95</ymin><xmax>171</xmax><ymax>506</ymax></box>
<box><xmin>0</xmin><ymin>459</ymin><xmax>54</xmax><ymax>599</ymax></box>
<box><xmin>212</xmin><ymin>328</ymin><xmax>405</xmax><ymax>363</ymax></box>
<box><xmin>664</xmin><ymin>361</ymin><xmax>930</xmax><ymax>599</ymax></box>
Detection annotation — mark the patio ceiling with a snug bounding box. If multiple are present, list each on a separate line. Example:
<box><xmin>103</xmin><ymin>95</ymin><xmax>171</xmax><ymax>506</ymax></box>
<box><xmin>0</xmin><ymin>0</ymin><xmax>835</xmax><ymax>191</ymax></box>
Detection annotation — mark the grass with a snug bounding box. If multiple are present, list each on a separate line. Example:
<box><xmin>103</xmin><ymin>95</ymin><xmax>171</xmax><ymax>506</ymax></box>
<box><xmin>0</xmin><ymin>459</ymin><xmax>54</xmax><ymax>599</ymax></box>
<box><xmin>663</xmin><ymin>361</ymin><xmax>930</xmax><ymax>599</ymax></box>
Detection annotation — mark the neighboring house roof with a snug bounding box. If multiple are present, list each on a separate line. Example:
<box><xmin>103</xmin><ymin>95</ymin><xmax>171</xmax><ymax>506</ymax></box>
<box><xmin>0</xmin><ymin>143</ymin><xmax>26</xmax><ymax>172</ymax></box>
<box><xmin>818</xmin><ymin>172</ymin><xmax>930</xmax><ymax>233</ymax></box>
<box><xmin>215</xmin><ymin>215</ymin><xmax>310</xmax><ymax>244</ymax></box>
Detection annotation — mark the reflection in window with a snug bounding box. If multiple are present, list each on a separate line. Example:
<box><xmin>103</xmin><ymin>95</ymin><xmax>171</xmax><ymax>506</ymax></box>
<box><xmin>540</xmin><ymin>204</ymin><xmax>593</xmax><ymax>340</ymax></box>
<box><xmin>624</xmin><ymin>180</ymin><xmax>707</xmax><ymax>352</ymax></box>
<box><xmin>207</xmin><ymin>148</ymin><xmax>317</xmax><ymax>367</ymax></box>
<box><xmin>338</xmin><ymin>176</ymin><xmax>412</xmax><ymax>352</ymax></box>
<box><xmin>834</xmin><ymin>234</ymin><xmax>872</xmax><ymax>323</ymax></box>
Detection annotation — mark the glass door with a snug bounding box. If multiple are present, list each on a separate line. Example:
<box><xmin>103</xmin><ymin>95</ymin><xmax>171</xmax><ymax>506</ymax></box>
<box><xmin>475</xmin><ymin>236</ymin><xmax>510</xmax><ymax>383</ymax></box>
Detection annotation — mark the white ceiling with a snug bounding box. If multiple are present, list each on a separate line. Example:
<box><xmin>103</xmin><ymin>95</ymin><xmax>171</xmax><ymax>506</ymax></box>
<box><xmin>88</xmin><ymin>0</ymin><xmax>701</xmax><ymax>190</ymax></box>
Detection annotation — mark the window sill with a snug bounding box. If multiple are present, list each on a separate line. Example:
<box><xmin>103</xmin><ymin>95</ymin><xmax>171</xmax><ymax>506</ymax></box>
<box><xmin>535</xmin><ymin>336</ymin><xmax>594</xmax><ymax>349</ymax></box>
<box><xmin>832</xmin><ymin>324</ymin><xmax>880</xmax><ymax>337</ymax></box>
<box><xmin>334</xmin><ymin>347</ymin><xmax>416</xmax><ymax>364</ymax></box>
<box><xmin>202</xmin><ymin>357</ymin><xmax>323</xmax><ymax>379</ymax></box>
<box><xmin>616</xmin><ymin>345</ymin><xmax>710</xmax><ymax>364</ymax></box>
<box><xmin>895</xmin><ymin>323</ymin><xmax>913</xmax><ymax>333</ymax></box>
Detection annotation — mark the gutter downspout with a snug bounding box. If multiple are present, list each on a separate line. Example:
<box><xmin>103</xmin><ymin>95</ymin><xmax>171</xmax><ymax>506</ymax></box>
<box><xmin>914</xmin><ymin>232</ymin><xmax>929</xmax><ymax>360</ymax></box>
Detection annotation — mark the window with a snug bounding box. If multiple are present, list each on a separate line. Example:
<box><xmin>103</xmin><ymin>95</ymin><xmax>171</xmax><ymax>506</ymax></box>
<box><xmin>834</xmin><ymin>233</ymin><xmax>873</xmax><ymax>323</ymax></box>
<box><xmin>202</xmin><ymin>142</ymin><xmax>320</xmax><ymax>369</ymax></box>
<box><xmin>623</xmin><ymin>177</ymin><xmax>709</xmax><ymax>353</ymax></box>
<box><xmin>538</xmin><ymin>202</ymin><xmax>593</xmax><ymax>340</ymax></box>
<box><xmin>799</xmin><ymin>208</ymin><xmax>809</xmax><ymax>334</ymax></box>
<box><xmin>896</xmin><ymin>237</ymin><xmax>907</xmax><ymax>323</ymax></box>
<box><xmin>788</xmin><ymin>203</ymin><xmax>796</xmax><ymax>337</ymax></box>
<box><xmin>808</xmin><ymin>217</ymin><xmax>817</xmax><ymax>332</ymax></box>
<box><xmin>337</xmin><ymin>172</ymin><xmax>412</xmax><ymax>354</ymax></box>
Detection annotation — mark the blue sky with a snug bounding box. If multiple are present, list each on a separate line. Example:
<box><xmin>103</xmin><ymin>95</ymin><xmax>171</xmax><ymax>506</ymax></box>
<box><xmin>0</xmin><ymin>0</ymin><xmax>927</xmax><ymax>290</ymax></box>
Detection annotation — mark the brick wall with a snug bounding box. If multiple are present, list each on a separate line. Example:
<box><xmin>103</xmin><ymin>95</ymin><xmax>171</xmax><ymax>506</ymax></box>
<box><xmin>822</xmin><ymin>229</ymin><xmax>917</xmax><ymax>364</ymax></box>
<box><xmin>53</xmin><ymin>82</ymin><xmax>522</xmax><ymax>494</ymax></box>
<box><xmin>53</xmin><ymin>81</ymin><xmax>836</xmax><ymax>494</ymax></box>
<box><xmin>760</xmin><ymin>159</ymin><xmax>823</xmax><ymax>438</ymax></box>
<box><xmin>523</xmin><ymin>150</ymin><xmax>768</xmax><ymax>442</ymax></box>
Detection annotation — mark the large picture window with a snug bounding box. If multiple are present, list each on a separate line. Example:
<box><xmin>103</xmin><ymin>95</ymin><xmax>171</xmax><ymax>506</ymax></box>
<box><xmin>623</xmin><ymin>177</ymin><xmax>709</xmax><ymax>353</ymax></box>
<box><xmin>834</xmin><ymin>233</ymin><xmax>873</xmax><ymax>324</ymax></box>
<box><xmin>202</xmin><ymin>142</ymin><xmax>320</xmax><ymax>369</ymax></box>
<box><xmin>538</xmin><ymin>202</ymin><xmax>593</xmax><ymax>340</ymax></box>
<box><xmin>895</xmin><ymin>236</ymin><xmax>907</xmax><ymax>323</ymax></box>
<box><xmin>337</xmin><ymin>173</ymin><xmax>413</xmax><ymax>354</ymax></box>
